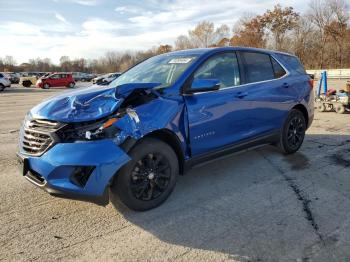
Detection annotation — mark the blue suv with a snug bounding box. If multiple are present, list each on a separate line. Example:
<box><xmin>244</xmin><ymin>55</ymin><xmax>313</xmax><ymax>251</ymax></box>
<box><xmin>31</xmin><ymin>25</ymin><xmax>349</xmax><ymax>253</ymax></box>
<box><xmin>18</xmin><ymin>47</ymin><xmax>314</xmax><ymax>211</ymax></box>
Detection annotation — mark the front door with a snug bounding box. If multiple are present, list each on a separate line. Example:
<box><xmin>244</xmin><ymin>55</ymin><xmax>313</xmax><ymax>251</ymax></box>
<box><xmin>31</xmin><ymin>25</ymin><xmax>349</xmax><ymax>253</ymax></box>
<box><xmin>184</xmin><ymin>52</ymin><xmax>253</xmax><ymax>156</ymax></box>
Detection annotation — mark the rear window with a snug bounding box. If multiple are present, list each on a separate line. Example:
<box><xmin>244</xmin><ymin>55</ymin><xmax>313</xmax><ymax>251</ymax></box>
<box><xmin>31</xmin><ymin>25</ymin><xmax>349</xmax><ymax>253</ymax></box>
<box><xmin>277</xmin><ymin>54</ymin><xmax>306</xmax><ymax>75</ymax></box>
<box><xmin>240</xmin><ymin>52</ymin><xmax>275</xmax><ymax>83</ymax></box>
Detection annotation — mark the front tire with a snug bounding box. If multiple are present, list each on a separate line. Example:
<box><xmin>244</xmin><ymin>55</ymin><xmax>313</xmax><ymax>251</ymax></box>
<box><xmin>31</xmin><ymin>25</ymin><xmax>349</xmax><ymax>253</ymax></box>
<box><xmin>316</xmin><ymin>102</ymin><xmax>326</xmax><ymax>112</ymax></box>
<box><xmin>278</xmin><ymin>109</ymin><xmax>306</xmax><ymax>154</ymax></box>
<box><xmin>43</xmin><ymin>83</ymin><xmax>50</xmax><ymax>89</ymax></box>
<box><xmin>110</xmin><ymin>138</ymin><xmax>179</xmax><ymax>211</ymax></box>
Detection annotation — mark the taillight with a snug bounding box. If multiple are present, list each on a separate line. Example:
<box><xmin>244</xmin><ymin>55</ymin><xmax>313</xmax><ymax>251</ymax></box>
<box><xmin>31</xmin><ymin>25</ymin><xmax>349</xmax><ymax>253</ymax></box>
<box><xmin>308</xmin><ymin>79</ymin><xmax>314</xmax><ymax>89</ymax></box>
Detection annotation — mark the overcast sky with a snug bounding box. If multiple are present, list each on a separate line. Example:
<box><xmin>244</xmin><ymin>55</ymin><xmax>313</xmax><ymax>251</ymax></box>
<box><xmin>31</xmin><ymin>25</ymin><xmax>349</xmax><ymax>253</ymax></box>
<box><xmin>0</xmin><ymin>0</ymin><xmax>309</xmax><ymax>64</ymax></box>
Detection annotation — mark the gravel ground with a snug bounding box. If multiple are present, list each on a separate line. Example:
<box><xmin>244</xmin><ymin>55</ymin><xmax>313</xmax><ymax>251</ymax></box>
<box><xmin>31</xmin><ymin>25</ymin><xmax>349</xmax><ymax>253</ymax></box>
<box><xmin>0</xmin><ymin>84</ymin><xmax>350</xmax><ymax>262</ymax></box>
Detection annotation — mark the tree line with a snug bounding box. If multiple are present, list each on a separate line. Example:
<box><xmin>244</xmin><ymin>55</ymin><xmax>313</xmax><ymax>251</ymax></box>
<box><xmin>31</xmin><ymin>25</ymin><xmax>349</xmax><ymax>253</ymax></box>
<box><xmin>1</xmin><ymin>0</ymin><xmax>349</xmax><ymax>73</ymax></box>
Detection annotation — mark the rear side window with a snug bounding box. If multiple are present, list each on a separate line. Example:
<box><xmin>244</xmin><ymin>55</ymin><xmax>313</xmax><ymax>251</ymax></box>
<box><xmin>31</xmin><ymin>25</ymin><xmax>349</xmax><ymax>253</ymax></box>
<box><xmin>240</xmin><ymin>52</ymin><xmax>274</xmax><ymax>83</ymax></box>
<box><xmin>271</xmin><ymin>58</ymin><xmax>286</xmax><ymax>78</ymax></box>
<box><xmin>277</xmin><ymin>54</ymin><xmax>306</xmax><ymax>75</ymax></box>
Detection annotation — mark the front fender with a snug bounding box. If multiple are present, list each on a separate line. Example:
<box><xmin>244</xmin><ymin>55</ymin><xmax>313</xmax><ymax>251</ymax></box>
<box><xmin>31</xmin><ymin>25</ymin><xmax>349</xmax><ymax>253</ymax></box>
<box><xmin>113</xmin><ymin>97</ymin><xmax>188</xmax><ymax>157</ymax></box>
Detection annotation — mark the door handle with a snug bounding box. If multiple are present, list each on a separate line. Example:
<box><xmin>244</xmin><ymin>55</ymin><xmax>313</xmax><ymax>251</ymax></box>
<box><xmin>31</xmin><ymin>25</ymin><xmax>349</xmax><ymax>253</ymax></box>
<box><xmin>282</xmin><ymin>83</ymin><xmax>289</xmax><ymax>88</ymax></box>
<box><xmin>235</xmin><ymin>92</ymin><xmax>248</xmax><ymax>99</ymax></box>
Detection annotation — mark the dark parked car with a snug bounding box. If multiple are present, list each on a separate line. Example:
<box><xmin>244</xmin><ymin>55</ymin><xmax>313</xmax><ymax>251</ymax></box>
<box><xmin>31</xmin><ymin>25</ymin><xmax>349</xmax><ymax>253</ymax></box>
<box><xmin>92</xmin><ymin>72</ymin><xmax>121</xmax><ymax>85</ymax></box>
<box><xmin>7</xmin><ymin>72</ymin><xmax>20</xmax><ymax>84</ymax></box>
<box><xmin>18</xmin><ymin>47</ymin><xmax>314</xmax><ymax>211</ymax></box>
<box><xmin>72</xmin><ymin>72</ymin><xmax>95</xmax><ymax>82</ymax></box>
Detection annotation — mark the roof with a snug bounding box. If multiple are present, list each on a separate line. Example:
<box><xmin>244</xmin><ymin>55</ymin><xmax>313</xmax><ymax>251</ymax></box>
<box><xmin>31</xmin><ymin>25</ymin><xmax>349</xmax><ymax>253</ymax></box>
<box><xmin>166</xmin><ymin>47</ymin><xmax>295</xmax><ymax>57</ymax></box>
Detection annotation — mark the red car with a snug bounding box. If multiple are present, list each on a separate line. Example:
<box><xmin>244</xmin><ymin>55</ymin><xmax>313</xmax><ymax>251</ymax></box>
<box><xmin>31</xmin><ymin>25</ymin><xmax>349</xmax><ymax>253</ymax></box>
<box><xmin>36</xmin><ymin>73</ymin><xmax>75</xmax><ymax>89</ymax></box>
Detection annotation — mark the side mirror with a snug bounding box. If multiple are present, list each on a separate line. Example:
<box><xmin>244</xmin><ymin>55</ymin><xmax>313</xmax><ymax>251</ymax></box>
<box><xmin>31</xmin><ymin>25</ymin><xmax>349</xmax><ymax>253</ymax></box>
<box><xmin>186</xmin><ymin>79</ymin><xmax>220</xmax><ymax>94</ymax></box>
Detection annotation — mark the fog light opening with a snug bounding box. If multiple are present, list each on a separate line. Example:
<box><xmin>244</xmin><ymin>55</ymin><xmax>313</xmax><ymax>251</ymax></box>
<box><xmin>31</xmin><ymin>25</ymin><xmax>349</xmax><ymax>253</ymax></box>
<box><xmin>70</xmin><ymin>166</ymin><xmax>95</xmax><ymax>188</ymax></box>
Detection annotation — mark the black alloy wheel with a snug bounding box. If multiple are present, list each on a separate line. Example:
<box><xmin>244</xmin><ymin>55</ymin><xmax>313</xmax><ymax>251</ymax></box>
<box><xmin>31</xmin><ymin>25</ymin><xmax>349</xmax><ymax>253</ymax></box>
<box><xmin>286</xmin><ymin>115</ymin><xmax>304</xmax><ymax>150</ymax></box>
<box><xmin>130</xmin><ymin>153</ymin><xmax>171</xmax><ymax>201</ymax></box>
<box><xmin>279</xmin><ymin>109</ymin><xmax>306</xmax><ymax>154</ymax></box>
<box><xmin>110</xmin><ymin>138</ymin><xmax>178</xmax><ymax>211</ymax></box>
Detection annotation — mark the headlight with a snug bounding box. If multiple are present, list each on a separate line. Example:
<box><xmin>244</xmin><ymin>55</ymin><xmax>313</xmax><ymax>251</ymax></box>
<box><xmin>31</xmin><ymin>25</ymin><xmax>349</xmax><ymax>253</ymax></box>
<box><xmin>57</xmin><ymin>118</ymin><xmax>120</xmax><ymax>142</ymax></box>
<box><xmin>85</xmin><ymin>118</ymin><xmax>119</xmax><ymax>140</ymax></box>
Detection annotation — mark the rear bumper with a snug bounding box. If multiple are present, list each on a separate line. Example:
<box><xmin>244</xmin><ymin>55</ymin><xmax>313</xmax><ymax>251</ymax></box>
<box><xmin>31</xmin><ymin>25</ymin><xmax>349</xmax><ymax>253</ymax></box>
<box><xmin>307</xmin><ymin>113</ymin><xmax>314</xmax><ymax>129</ymax></box>
<box><xmin>17</xmin><ymin>139</ymin><xmax>131</xmax><ymax>205</ymax></box>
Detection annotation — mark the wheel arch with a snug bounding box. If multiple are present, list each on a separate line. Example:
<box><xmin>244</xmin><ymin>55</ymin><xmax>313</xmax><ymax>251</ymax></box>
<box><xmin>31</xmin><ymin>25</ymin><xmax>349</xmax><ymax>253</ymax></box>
<box><xmin>145</xmin><ymin>129</ymin><xmax>185</xmax><ymax>175</ymax></box>
<box><xmin>292</xmin><ymin>104</ymin><xmax>309</xmax><ymax>127</ymax></box>
<box><xmin>121</xmin><ymin>129</ymin><xmax>186</xmax><ymax>175</ymax></box>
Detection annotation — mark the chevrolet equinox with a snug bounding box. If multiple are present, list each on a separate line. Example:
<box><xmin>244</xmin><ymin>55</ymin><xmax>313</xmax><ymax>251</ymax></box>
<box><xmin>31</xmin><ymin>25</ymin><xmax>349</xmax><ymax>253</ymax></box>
<box><xmin>18</xmin><ymin>47</ymin><xmax>314</xmax><ymax>211</ymax></box>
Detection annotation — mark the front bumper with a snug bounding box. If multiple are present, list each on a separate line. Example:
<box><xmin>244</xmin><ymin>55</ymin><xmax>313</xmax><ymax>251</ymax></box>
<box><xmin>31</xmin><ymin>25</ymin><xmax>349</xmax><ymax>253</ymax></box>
<box><xmin>17</xmin><ymin>139</ymin><xmax>131</xmax><ymax>205</ymax></box>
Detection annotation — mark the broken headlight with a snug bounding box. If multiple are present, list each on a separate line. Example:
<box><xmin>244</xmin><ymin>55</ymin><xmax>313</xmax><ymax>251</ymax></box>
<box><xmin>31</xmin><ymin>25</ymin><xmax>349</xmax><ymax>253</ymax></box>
<box><xmin>57</xmin><ymin>118</ymin><xmax>120</xmax><ymax>142</ymax></box>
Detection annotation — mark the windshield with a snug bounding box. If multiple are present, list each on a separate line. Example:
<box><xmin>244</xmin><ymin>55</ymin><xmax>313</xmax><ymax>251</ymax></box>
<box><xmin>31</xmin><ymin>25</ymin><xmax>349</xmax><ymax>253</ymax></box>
<box><xmin>109</xmin><ymin>54</ymin><xmax>198</xmax><ymax>88</ymax></box>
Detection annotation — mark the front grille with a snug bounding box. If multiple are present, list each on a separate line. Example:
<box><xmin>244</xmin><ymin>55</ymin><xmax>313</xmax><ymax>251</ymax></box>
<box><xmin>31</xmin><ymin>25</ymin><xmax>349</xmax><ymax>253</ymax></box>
<box><xmin>20</xmin><ymin>118</ymin><xmax>64</xmax><ymax>156</ymax></box>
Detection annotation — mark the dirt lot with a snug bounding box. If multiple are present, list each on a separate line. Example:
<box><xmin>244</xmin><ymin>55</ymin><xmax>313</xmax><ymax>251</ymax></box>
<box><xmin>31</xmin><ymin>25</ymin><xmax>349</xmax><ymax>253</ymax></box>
<box><xmin>0</xmin><ymin>85</ymin><xmax>350</xmax><ymax>262</ymax></box>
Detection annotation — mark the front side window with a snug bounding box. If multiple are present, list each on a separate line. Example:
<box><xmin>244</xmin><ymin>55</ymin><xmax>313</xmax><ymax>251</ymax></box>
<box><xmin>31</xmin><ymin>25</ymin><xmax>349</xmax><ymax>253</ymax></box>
<box><xmin>50</xmin><ymin>74</ymin><xmax>60</xmax><ymax>79</ymax></box>
<box><xmin>110</xmin><ymin>54</ymin><xmax>198</xmax><ymax>88</ymax></box>
<box><xmin>240</xmin><ymin>52</ymin><xmax>275</xmax><ymax>83</ymax></box>
<box><xmin>194</xmin><ymin>53</ymin><xmax>240</xmax><ymax>89</ymax></box>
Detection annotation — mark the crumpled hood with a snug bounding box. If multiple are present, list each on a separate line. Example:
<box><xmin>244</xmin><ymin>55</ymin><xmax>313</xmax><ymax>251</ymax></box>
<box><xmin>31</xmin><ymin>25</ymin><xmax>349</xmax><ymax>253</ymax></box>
<box><xmin>30</xmin><ymin>83</ymin><xmax>161</xmax><ymax>123</ymax></box>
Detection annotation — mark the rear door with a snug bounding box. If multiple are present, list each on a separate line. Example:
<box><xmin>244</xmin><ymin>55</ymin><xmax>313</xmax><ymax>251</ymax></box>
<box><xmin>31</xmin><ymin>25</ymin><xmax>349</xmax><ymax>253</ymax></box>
<box><xmin>238</xmin><ymin>51</ymin><xmax>297</xmax><ymax>136</ymax></box>
<box><xmin>58</xmin><ymin>74</ymin><xmax>67</xmax><ymax>86</ymax></box>
<box><xmin>184</xmin><ymin>52</ymin><xmax>254</xmax><ymax>156</ymax></box>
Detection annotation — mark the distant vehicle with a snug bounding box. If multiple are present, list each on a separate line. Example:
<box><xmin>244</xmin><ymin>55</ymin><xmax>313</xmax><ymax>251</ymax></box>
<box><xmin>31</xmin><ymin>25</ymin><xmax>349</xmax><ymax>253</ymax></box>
<box><xmin>72</xmin><ymin>72</ymin><xmax>95</xmax><ymax>82</ymax></box>
<box><xmin>92</xmin><ymin>72</ymin><xmax>121</xmax><ymax>85</ymax></box>
<box><xmin>36</xmin><ymin>73</ymin><xmax>75</xmax><ymax>89</ymax></box>
<box><xmin>19</xmin><ymin>72</ymin><xmax>45</xmax><ymax>87</ymax></box>
<box><xmin>5</xmin><ymin>72</ymin><xmax>20</xmax><ymax>84</ymax></box>
<box><xmin>81</xmin><ymin>73</ymin><xmax>95</xmax><ymax>82</ymax></box>
<box><xmin>0</xmin><ymin>72</ymin><xmax>11</xmax><ymax>91</ymax></box>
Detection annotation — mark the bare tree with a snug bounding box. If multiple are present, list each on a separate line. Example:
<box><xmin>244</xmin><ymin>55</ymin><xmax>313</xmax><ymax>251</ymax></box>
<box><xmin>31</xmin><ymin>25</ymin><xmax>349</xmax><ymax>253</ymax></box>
<box><xmin>188</xmin><ymin>21</ymin><xmax>230</xmax><ymax>48</ymax></box>
<box><xmin>325</xmin><ymin>0</ymin><xmax>349</xmax><ymax>67</ymax></box>
<box><xmin>175</xmin><ymin>35</ymin><xmax>194</xmax><ymax>50</ymax></box>
<box><xmin>308</xmin><ymin>0</ymin><xmax>334</xmax><ymax>68</ymax></box>
<box><xmin>3</xmin><ymin>55</ymin><xmax>17</xmax><ymax>71</ymax></box>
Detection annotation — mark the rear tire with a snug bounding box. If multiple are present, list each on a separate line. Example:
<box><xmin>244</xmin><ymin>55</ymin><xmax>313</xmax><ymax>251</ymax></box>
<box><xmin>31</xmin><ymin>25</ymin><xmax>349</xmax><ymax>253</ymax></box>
<box><xmin>278</xmin><ymin>109</ymin><xmax>306</xmax><ymax>154</ymax></box>
<box><xmin>110</xmin><ymin>138</ymin><xmax>178</xmax><ymax>211</ymax></box>
<box><xmin>334</xmin><ymin>103</ymin><xmax>345</xmax><ymax>114</ymax></box>
<box><xmin>68</xmin><ymin>82</ymin><xmax>75</xmax><ymax>88</ymax></box>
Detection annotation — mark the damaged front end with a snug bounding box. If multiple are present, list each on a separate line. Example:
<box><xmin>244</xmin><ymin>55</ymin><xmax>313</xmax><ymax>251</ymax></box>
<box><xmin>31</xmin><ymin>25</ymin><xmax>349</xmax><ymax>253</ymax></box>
<box><xmin>18</xmin><ymin>83</ymin><xmax>183</xmax><ymax>205</ymax></box>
